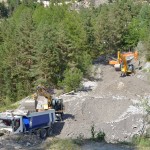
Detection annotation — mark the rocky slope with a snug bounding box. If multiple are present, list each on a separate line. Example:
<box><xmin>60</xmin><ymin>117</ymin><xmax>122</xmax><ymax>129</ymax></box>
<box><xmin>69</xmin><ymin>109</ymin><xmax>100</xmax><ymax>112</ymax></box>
<box><xmin>55</xmin><ymin>64</ymin><xmax>150</xmax><ymax>143</ymax></box>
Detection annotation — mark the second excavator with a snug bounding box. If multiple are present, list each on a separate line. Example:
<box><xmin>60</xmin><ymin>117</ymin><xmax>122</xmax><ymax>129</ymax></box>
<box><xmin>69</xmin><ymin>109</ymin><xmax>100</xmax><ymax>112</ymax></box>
<box><xmin>21</xmin><ymin>85</ymin><xmax>64</xmax><ymax>121</ymax></box>
<box><xmin>109</xmin><ymin>51</ymin><xmax>138</xmax><ymax>76</ymax></box>
<box><xmin>35</xmin><ymin>85</ymin><xmax>64</xmax><ymax>120</ymax></box>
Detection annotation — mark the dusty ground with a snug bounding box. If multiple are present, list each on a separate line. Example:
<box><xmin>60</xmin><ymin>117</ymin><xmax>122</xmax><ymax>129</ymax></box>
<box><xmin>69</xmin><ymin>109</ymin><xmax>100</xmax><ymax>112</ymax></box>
<box><xmin>0</xmin><ymin>64</ymin><xmax>149</xmax><ymax>150</ymax></box>
<box><xmin>55</xmin><ymin>64</ymin><xmax>150</xmax><ymax>143</ymax></box>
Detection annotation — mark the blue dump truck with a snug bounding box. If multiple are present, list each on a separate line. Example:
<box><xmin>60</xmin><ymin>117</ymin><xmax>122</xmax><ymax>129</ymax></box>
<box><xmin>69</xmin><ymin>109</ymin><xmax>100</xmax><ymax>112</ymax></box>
<box><xmin>0</xmin><ymin>109</ymin><xmax>55</xmax><ymax>139</ymax></box>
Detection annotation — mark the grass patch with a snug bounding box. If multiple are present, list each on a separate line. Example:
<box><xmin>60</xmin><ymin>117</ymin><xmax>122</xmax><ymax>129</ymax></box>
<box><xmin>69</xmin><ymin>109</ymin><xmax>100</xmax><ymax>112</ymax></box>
<box><xmin>74</xmin><ymin>134</ymin><xmax>85</xmax><ymax>146</ymax></box>
<box><xmin>0</xmin><ymin>102</ymin><xmax>19</xmax><ymax>112</ymax></box>
<box><xmin>90</xmin><ymin>124</ymin><xmax>105</xmax><ymax>142</ymax></box>
<box><xmin>132</xmin><ymin>135</ymin><xmax>150</xmax><ymax>150</ymax></box>
<box><xmin>45</xmin><ymin>138</ymin><xmax>81</xmax><ymax>150</ymax></box>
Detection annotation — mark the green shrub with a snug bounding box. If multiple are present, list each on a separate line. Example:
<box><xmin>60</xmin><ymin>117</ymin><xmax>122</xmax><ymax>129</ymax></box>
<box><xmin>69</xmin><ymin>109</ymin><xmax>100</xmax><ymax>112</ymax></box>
<box><xmin>96</xmin><ymin>130</ymin><xmax>105</xmax><ymax>142</ymax></box>
<box><xmin>90</xmin><ymin>124</ymin><xmax>105</xmax><ymax>142</ymax></box>
<box><xmin>45</xmin><ymin>139</ymin><xmax>80</xmax><ymax>150</ymax></box>
<box><xmin>61</xmin><ymin>67</ymin><xmax>83</xmax><ymax>92</ymax></box>
<box><xmin>0</xmin><ymin>102</ymin><xmax>19</xmax><ymax>112</ymax></box>
<box><xmin>74</xmin><ymin>133</ymin><xmax>85</xmax><ymax>146</ymax></box>
<box><xmin>132</xmin><ymin>135</ymin><xmax>150</xmax><ymax>148</ymax></box>
<box><xmin>77</xmin><ymin>51</ymin><xmax>92</xmax><ymax>76</ymax></box>
<box><xmin>90</xmin><ymin>124</ymin><xmax>96</xmax><ymax>139</ymax></box>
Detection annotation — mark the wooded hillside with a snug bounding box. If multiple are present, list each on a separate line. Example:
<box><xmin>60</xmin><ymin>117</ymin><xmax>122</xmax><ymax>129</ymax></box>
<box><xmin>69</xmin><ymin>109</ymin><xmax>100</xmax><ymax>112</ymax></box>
<box><xmin>0</xmin><ymin>0</ymin><xmax>150</xmax><ymax>104</ymax></box>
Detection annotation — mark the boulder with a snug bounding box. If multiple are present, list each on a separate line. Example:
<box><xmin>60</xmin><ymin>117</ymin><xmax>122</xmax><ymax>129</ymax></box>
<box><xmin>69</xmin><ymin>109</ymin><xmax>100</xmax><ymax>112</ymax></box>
<box><xmin>117</xmin><ymin>82</ymin><xmax>124</xmax><ymax>90</ymax></box>
<box><xmin>90</xmin><ymin>65</ymin><xmax>102</xmax><ymax>80</ymax></box>
<box><xmin>143</xmin><ymin>62</ymin><xmax>150</xmax><ymax>72</ymax></box>
<box><xmin>145</xmin><ymin>126</ymin><xmax>150</xmax><ymax>138</ymax></box>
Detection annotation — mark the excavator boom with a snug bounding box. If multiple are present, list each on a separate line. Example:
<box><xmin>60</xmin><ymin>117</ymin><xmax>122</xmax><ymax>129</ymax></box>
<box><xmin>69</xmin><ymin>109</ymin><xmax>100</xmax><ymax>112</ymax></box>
<box><xmin>109</xmin><ymin>50</ymin><xmax>138</xmax><ymax>65</ymax></box>
<box><xmin>109</xmin><ymin>50</ymin><xmax>138</xmax><ymax>76</ymax></box>
<box><xmin>118</xmin><ymin>52</ymin><xmax>135</xmax><ymax>76</ymax></box>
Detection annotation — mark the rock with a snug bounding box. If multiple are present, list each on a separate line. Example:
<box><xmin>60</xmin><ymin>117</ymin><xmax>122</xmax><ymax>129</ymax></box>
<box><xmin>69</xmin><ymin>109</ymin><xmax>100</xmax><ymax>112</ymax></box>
<box><xmin>145</xmin><ymin>127</ymin><xmax>150</xmax><ymax>138</ymax></box>
<box><xmin>93</xmin><ymin>0</ymin><xmax>109</xmax><ymax>7</ymax></box>
<box><xmin>0</xmin><ymin>142</ymin><xmax>3</xmax><ymax>149</ymax></box>
<box><xmin>0</xmin><ymin>133</ymin><xmax>4</xmax><ymax>136</ymax></box>
<box><xmin>143</xmin><ymin>62</ymin><xmax>150</xmax><ymax>72</ymax></box>
<box><xmin>20</xmin><ymin>97</ymin><xmax>36</xmax><ymax>112</ymax></box>
<box><xmin>14</xmin><ymin>146</ymin><xmax>22</xmax><ymax>149</ymax></box>
<box><xmin>145</xmin><ymin>115</ymin><xmax>150</xmax><ymax>124</ymax></box>
<box><xmin>117</xmin><ymin>82</ymin><xmax>124</xmax><ymax>90</ymax></box>
<box><xmin>13</xmin><ymin>109</ymin><xmax>29</xmax><ymax>116</ymax></box>
<box><xmin>136</xmin><ymin>75</ymin><xmax>145</xmax><ymax>79</ymax></box>
<box><xmin>26</xmin><ymin>142</ymin><xmax>31</xmax><ymax>147</ymax></box>
<box><xmin>132</xmin><ymin>125</ymin><xmax>137</xmax><ymax>129</ymax></box>
<box><xmin>90</xmin><ymin>65</ymin><xmax>102</xmax><ymax>80</ymax></box>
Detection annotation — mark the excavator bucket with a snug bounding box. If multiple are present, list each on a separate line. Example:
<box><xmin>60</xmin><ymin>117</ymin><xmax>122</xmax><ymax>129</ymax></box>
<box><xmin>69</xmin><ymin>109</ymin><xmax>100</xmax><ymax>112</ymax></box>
<box><xmin>109</xmin><ymin>60</ymin><xmax>119</xmax><ymax>65</ymax></box>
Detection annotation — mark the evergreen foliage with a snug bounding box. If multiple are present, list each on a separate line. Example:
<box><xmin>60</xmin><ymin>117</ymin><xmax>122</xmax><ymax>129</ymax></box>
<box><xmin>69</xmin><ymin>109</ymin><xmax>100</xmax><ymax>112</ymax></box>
<box><xmin>0</xmin><ymin>0</ymin><xmax>150</xmax><ymax>103</ymax></box>
<box><xmin>0</xmin><ymin>2</ymin><xmax>8</xmax><ymax>18</ymax></box>
<box><xmin>60</xmin><ymin>67</ymin><xmax>83</xmax><ymax>92</ymax></box>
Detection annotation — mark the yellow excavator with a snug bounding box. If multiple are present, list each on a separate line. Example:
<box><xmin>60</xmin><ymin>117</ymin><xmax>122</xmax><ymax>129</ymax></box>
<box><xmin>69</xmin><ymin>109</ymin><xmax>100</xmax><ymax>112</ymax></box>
<box><xmin>109</xmin><ymin>51</ymin><xmax>138</xmax><ymax>66</ymax></box>
<box><xmin>36</xmin><ymin>85</ymin><xmax>52</xmax><ymax>109</ymax></box>
<box><xmin>119</xmin><ymin>52</ymin><xmax>135</xmax><ymax>76</ymax></box>
<box><xmin>35</xmin><ymin>85</ymin><xmax>64</xmax><ymax>120</ymax></box>
<box><xmin>109</xmin><ymin>51</ymin><xmax>138</xmax><ymax>76</ymax></box>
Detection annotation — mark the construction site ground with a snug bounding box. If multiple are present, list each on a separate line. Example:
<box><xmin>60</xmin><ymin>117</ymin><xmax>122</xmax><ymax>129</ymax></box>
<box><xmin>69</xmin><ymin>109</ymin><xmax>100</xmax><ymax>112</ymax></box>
<box><xmin>0</xmin><ymin>64</ymin><xmax>150</xmax><ymax>150</ymax></box>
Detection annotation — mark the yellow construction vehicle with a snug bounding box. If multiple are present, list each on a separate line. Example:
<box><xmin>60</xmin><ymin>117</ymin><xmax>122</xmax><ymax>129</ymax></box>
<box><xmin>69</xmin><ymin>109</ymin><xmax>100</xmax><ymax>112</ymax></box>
<box><xmin>118</xmin><ymin>52</ymin><xmax>135</xmax><ymax>77</ymax></box>
<box><xmin>109</xmin><ymin>51</ymin><xmax>138</xmax><ymax>67</ymax></box>
<box><xmin>36</xmin><ymin>85</ymin><xmax>52</xmax><ymax>109</ymax></box>
<box><xmin>109</xmin><ymin>51</ymin><xmax>138</xmax><ymax>75</ymax></box>
<box><xmin>35</xmin><ymin>85</ymin><xmax>64</xmax><ymax>120</ymax></box>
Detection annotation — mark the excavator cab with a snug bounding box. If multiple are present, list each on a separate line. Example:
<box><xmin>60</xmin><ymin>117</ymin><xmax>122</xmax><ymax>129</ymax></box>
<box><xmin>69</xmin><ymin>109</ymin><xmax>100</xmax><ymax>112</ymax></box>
<box><xmin>52</xmin><ymin>98</ymin><xmax>64</xmax><ymax>121</ymax></box>
<box><xmin>36</xmin><ymin>85</ymin><xmax>64</xmax><ymax>120</ymax></box>
<box><xmin>120</xmin><ymin>62</ymin><xmax>135</xmax><ymax>77</ymax></box>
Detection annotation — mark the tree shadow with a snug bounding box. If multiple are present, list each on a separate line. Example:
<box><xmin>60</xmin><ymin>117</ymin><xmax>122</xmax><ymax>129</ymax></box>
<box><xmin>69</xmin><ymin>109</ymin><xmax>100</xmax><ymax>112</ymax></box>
<box><xmin>88</xmin><ymin>77</ymin><xmax>103</xmax><ymax>82</ymax></box>
<box><xmin>93</xmin><ymin>54</ymin><xmax>110</xmax><ymax>65</ymax></box>
<box><xmin>65</xmin><ymin>92</ymin><xmax>77</xmax><ymax>95</ymax></box>
<box><xmin>77</xmin><ymin>86</ymin><xmax>93</xmax><ymax>92</ymax></box>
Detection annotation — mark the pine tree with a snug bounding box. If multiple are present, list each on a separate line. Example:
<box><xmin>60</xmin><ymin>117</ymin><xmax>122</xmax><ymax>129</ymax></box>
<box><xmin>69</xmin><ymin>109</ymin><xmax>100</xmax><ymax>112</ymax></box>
<box><xmin>0</xmin><ymin>2</ymin><xmax>8</xmax><ymax>18</ymax></box>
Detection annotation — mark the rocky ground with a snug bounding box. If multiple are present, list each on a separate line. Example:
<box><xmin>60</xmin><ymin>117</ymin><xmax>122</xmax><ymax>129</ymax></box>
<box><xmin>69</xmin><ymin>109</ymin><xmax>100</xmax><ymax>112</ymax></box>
<box><xmin>0</xmin><ymin>63</ymin><xmax>150</xmax><ymax>150</ymax></box>
<box><xmin>56</xmin><ymin>64</ymin><xmax>150</xmax><ymax>143</ymax></box>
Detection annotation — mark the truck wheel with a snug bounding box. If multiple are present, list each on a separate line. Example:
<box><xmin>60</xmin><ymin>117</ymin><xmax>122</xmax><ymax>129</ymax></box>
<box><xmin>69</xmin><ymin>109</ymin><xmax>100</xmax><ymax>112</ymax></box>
<box><xmin>47</xmin><ymin>127</ymin><xmax>53</xmax><ymax>137</ymax></box>
<box><xmin>56</xmin><ymin>114</ymin><xmax>63</xmax><ymax>121</ymax></box>
<box><xmin>40</xmin><ymin>128</ymin><xmax>47</xmax><ymax>140</ymax></box>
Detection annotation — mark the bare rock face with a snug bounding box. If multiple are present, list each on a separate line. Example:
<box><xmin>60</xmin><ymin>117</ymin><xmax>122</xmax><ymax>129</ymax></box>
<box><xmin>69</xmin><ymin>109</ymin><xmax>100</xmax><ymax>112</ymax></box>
<box><xmin>56</xmin><ymin>64</ymin><xmax>150</xmax><ymax>143</ymax></box>
<box><xmin>82</xmin><ymin>0</ymin><xmax>109</xmax><ymax>7</ymax></box>
<box><xmin>92</xmin><ymin>0</ymin><xmax>109</xmax><ymax>6</ymax></box>
<box><xmin>89</xmin><ymin>65</ymin><xmax>102</xmax><ymax>80</ymax></box>
<box><xmin>143</xmin><ymin>62</ymin><xmax>150</xmax><ymax>72</ymax></box>
<box><xmin>71</xmin><ymin>0</ymin><xmax>108</xmax><ymax>10</ymax></box>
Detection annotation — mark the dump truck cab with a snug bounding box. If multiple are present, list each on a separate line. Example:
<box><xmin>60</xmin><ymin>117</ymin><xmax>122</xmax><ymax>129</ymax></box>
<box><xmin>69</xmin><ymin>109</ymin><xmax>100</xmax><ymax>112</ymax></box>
<box><xmin>0</xmin><ymin>114</ymin><xmax>23</xmax><ymax>134</ymax></box>
<box><xmin>0</xmin><ymin>109</ymin><xmax>55</xmax><ymax>139</ymax></box>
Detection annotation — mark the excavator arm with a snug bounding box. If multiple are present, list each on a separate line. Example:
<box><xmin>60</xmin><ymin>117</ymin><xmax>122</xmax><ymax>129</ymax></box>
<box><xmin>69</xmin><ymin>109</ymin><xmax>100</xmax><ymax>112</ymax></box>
<box><xmin>36</xmin><ymin>85</ymin><xmax>64</xmax><ymax>120</ymax></box>
<box><xmin>118</xmin><ymin>52</ymin><xmax>128</xmax><ymax>74</ymax></box>
<box><xmin>109</xmin><ymin>50</ymin><xmax>138</xmax><ymax>65</ymax></box>
<box><xmin>36</xmin><ymin>85</ymin><xmax>52</xmax><ymax>108</ymax></box>
<box><xmin>118</xmin><ymin>52</ymin><xmax>135</xmax><ymax>76</ymax></box>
